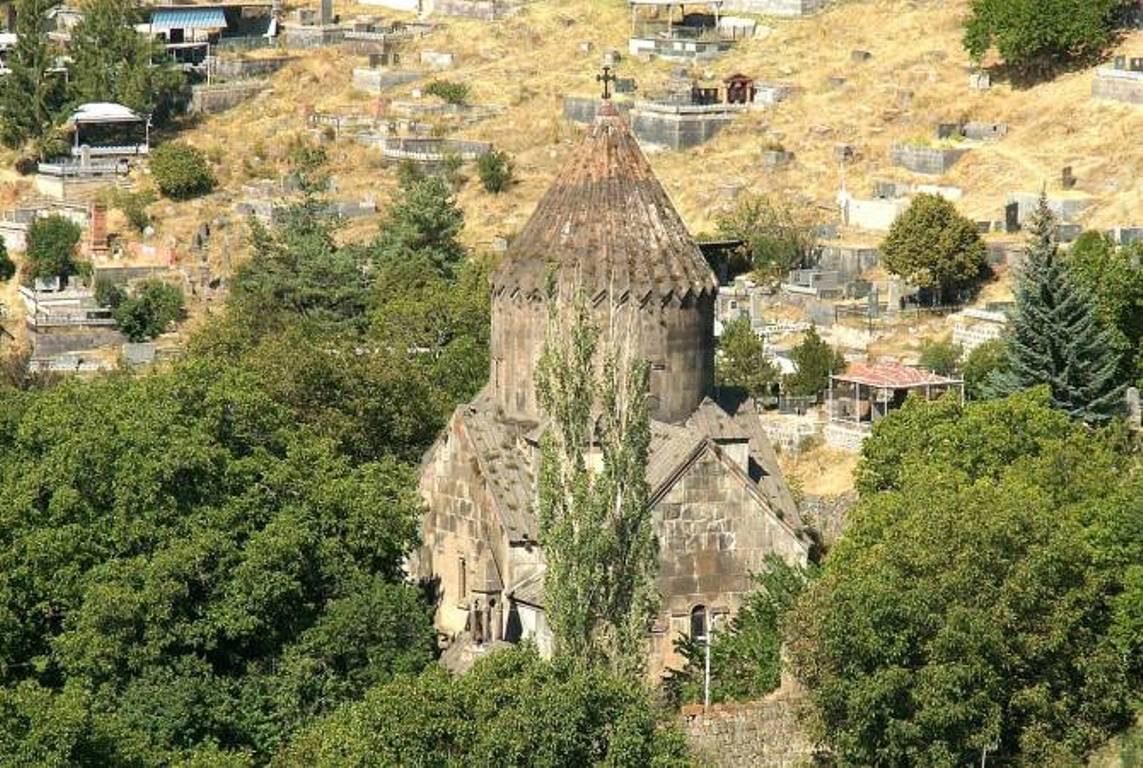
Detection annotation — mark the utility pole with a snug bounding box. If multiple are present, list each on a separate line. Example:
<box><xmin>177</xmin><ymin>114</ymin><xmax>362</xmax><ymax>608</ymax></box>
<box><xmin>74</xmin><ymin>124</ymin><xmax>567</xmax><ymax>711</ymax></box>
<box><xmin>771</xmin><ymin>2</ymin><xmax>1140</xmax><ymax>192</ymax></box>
<box><xmin>703</xmin><ymin>616</ymin><xmax>712</xmax><ymax>712</ymax></box>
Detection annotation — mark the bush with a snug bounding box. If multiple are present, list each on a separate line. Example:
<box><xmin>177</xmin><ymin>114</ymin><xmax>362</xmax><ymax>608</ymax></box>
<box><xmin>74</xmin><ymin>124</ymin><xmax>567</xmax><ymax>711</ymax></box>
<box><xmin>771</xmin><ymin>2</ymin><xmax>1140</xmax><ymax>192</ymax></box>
<box><xmin>150</xmin><ymin>142</ymin><xmax>216</xmax><ymax>200</ymax></box>
<box><xmin>424</xmin><ymin>80</ymin><xmax>470</xmax><ymax>106</ymax></box>
<box><xmin>880</xmin><ymin>193</ymin><xmax>986</xmax><ymax>304</ymax></box>
<box><xmin>106</xmin><ymin>189</ymin><xmax>155</xmax><ymax>233</ymax></box>
<box><xmin>962</xmin><ymin>337</ymin><xmax>1009</xmax><ymax>400</ymax></box>
<box><xmin>477</xmin><ymin>150</ymin><xmax>513</xmax><ymax>194</ymax></box>
<box><xmin>112</xmin><ymin>279</ymin><xmax>185</xmax><ymax>341</ymax></box>
<box><xmin>0</xmin><ymin>238</ymin><xmax>14</xmax><ymax>281</ymax></box>
<box><xmin>94</xmin><ymin>277</ymin><xmax>127</xmax><ymax>309</ymax></box>
<box><xmin>24</xmin><ymin>214</ymin><xmax>82</xmax><ymax>282</ymax></box>
<box><xmin>918</xmin><ymin>338</ymin><xmax>963</xmax><ymax>375</ymax></box>
<box><xmin>964</xmin><ymin>0</ymin><xmax>1125</xmax><ymax>79</ymax></box>
<box><xmin>784</xmin><ymin>325</ymin><xmax>846</xmax><ymax>397</ymax></box>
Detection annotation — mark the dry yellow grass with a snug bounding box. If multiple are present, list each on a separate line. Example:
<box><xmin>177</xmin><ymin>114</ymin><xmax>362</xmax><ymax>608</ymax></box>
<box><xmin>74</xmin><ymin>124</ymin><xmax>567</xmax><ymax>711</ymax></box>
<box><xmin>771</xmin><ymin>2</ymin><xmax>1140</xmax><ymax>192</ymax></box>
<box><xmin>157</xmin><ymin>0</ymin><xmax>1142</xmax><ymax>265</ymax></box>
<box><xmin>780</xmin><ymin>442</ymin><xmax>859</xmax><ymax>497</ymax></box>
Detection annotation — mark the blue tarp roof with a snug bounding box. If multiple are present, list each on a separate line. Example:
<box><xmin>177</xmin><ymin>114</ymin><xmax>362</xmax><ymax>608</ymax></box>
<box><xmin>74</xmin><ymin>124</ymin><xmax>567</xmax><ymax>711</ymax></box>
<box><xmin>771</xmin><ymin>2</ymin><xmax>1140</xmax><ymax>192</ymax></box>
<box><xmin>150</xmin><ymin>7</ymin><xmax>228</xmax><ymax>31</ymax></box>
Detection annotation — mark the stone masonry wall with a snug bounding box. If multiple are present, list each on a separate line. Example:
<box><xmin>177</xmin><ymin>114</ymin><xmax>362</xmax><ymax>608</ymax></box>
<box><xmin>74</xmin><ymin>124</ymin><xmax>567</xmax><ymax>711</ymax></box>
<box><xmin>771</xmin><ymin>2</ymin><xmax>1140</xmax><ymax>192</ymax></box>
<box><xmin>719</xmin><ymin>0</ymin><xmax>825</xmax><ymax>16</ymax></box>
<box><xmin>681</xmin><ymin>690</ymin><xmax>815</xmax><ymax>767</ymax></box>
<box><xmin>890</xmin><ymin>144</ymin><xmax>967</xmax><ymax>175</ymax></box>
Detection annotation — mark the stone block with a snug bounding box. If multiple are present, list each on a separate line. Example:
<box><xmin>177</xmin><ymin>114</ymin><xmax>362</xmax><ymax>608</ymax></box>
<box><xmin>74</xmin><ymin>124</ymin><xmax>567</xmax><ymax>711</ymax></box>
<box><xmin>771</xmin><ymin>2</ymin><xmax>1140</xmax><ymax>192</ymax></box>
<box><xmin>962</xmin><ymin>121</ymin><xmax>1008</xmax><ymax>141</ymax></box>
<box><xmin>1092</xmin><ymin>68</ymin><xmax>1143</xmax><ymax>104</ymax></box>
<box><xmin>850</xmin><ymin>49</ymin><xmax>872</xmax><ymax>62</ymax></box>
<box><xmin>760</xmin><ymin>149</ymin><xmax>794</xmax><ymax>168</ymax></box>
<box><xmin>890</xmin><ymin>143</ymin><xmax>968</xmax><ymax>175</ymax></box>
<box><xmin>969</xmin><ymin>72</ymin><xmax>991</xmax><ymax>90</ymax></box>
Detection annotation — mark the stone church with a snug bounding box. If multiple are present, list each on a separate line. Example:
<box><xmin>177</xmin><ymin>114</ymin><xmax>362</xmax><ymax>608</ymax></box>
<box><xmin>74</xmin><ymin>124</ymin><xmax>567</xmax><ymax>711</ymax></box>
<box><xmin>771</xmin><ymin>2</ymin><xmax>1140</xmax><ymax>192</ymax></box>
<box><xmin>415</xmin><ymin>97</ymin><xmax>810</xmax><ymax>674</ymax></box>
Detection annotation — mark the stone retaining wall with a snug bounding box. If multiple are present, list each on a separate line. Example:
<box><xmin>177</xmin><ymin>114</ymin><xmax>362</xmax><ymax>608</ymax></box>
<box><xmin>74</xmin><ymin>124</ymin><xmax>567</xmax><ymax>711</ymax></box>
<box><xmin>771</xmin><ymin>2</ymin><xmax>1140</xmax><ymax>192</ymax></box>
<box><xmin>190</xmin><ymin>82</ymin><xmax>266</xmax><ymax>114</ymax></box>
<box><xmin>208</xmin><ymin>55</ymin><xmax>297</xmax><ymax>81</ymax></box>
<box><xmin>630</xmin><ymin>103</ymin><xmax>742</xmax><ymax>150</ymax></box>
<box><xmin>1092</xmin><ymin>68</ymin><xmax>1143</xmax><ymax>105</ymax></box>
<box><xmin>352</xmin><ymin>68</ymin><xmax>423</xmax><ymax>93</ymax></box>
<box><xmin>681</xmin><ymin>690</ymin><xmax>815</xmax><ymax>768</ymax></box>
<box><xmin>432</xmin><ymin>0</ymin><xmax>518</xmax><ymax>20</ymax></box>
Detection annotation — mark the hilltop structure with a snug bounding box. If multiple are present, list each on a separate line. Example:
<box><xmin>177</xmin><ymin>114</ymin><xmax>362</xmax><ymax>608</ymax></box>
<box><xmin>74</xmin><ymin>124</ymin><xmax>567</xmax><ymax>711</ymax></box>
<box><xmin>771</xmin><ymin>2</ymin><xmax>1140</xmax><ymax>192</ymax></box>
<box><xmin>415</xmin><ymin>95</ymin><xmax>809</xmax><ymax>675</ymax></box>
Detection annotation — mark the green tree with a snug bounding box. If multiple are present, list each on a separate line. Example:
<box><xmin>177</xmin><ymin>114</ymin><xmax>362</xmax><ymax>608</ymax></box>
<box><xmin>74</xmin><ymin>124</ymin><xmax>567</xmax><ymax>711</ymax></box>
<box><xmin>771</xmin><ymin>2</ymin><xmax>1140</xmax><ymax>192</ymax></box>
<box><xmin>963</xmin><ymin>0</ymin><xmax>1126</xmax><ymax>80</ymax></box>
<box><xmin>961</xmin><ymin>337</ymin><xmax>1009</xmax><ymax>400</ymax></box>
<box><xmin>374</xmin><ymin>175</ymin><xmax>465</xmax><ymax>278</ymax></box>
<box><xmin>24</xmin><ymin>214</ymin><xmax>81</xmax><ymax>282</ymax></box>
<box><xmin>880</xmin><ymin>193</ymin><xmax>986</xmax><ymax>304</ymax></box>
<box><xmin>792</xmin><ymin>390</ymin><xmax>1140</xmax><ymax>766</ymax></box>
<box><xmin>784</xmin><ymin>325</ymin><xmax>845</xmax><ymax>398</ymax></box>
<box><xmin>151</xmin><ymin>142</ymin><xmax>216</xmax><ymax>200</ymax></box>
<box><xmin>278</xmin><ymin>645</ymin><xmax>693</xmax><ymax>767</ymax></box>
<box><xmin>112</xmin><ymin>279</ymin><xmax>185</xmax><ymax>341</ymax></box>
<box><xmin>534</xmin><ymin>293</ymin><xmax>657</xmax><ymax>673</ymax></box>
<box><xmin>0</xmin><ymin>237</ymin><xmax>15</xmax><ymax>281</ymax></box>
<box><xmin>477</xmin><ymin>149</ymin><xmax>513</xmax><ymax>194</ymax></box>
<box><xmin>0</xmin><ymin>0</ymin><xmax>68</xmax><ymax>150</ymax></box>
<box><xmin>715</xmin><ymin>193</ymin><xmax>817</xmax><ymax>281</ymax></box>
<box><xmin>1065</xmin><ymin>231</ymin><xmax>1143</xmax><ymax>389</ymax></box>
<box><xmin>991</xmin><ymin>197</ymin><xmax>1124</xmax><ymax>421</ymax></box>
<box><xmin>68</xmin><ymin>0</ymin><xmax>184</xmax><ymax>119</ymax></box>
<box><xmin>716</xmin><ymin>315</ymin><xmax>777</xmax><ymax>398</ymax></box>
<box><xmin>918</xmin><ymin>337</ymin><xmax>962</xmax><ymax>375</ymax></box>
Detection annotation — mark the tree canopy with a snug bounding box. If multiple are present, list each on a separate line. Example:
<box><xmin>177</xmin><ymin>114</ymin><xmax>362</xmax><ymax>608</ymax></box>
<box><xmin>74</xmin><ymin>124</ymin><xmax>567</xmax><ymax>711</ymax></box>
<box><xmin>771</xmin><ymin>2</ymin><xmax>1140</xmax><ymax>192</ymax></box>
<box><xmin>24</xmin><ymin>214</ymin><xmax>82</xmax><ymax>282</ymax></box>
<box><xmin>715</xmin><ymin>193</ymin><xmax>817</xmax><ymax>282</ymax></box>
<box><xmin>963</xmin><ymin>0</ymin><xmax>1127</xmax><ymax>79</ymax></box>
<box><xmin>792</xmin><ymin>389</ymin><xmax>1141</xmax><ymax>766</ymax></box>
<box><xmin>784</xmin><ymin>325</ymin><xmax>845</xmax><ymax>398</ymax></box>
<box><xmin>990</xmin><ymin>198</ymin><xmax>1124</xmax><ymax>421</ymax></box>
<box><xmin>716</xmin><ymin>316</ymin><xmax>777</xmax><ymax>399</ymax></box>
<box><xmin>880</xmin><ymin>193</ymin><xmax>986</xmax><ymax>304</ymax></box>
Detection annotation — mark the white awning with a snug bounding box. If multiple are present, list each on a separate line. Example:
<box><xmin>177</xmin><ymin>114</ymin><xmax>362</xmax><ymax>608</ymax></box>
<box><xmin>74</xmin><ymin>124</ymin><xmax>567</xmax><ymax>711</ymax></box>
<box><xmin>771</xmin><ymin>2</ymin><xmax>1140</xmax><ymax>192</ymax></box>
<box><xmin>68</xmin><ymin>103</ymin><xmax>145</xmax><ymax>125</ymax></box>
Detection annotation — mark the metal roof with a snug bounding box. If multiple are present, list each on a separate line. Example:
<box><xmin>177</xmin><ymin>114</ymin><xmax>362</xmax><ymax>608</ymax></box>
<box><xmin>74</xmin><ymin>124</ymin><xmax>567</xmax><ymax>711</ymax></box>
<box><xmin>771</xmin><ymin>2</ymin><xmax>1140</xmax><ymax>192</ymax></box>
<box><xmin>149</xmin><ymin>7</ymin><xmax>227</xmax><ymax>31</ymax></box>
<box><xmin>834</xmin><ymin>362</ymin><xmax>960</xmax><ymax>388</ymax></box>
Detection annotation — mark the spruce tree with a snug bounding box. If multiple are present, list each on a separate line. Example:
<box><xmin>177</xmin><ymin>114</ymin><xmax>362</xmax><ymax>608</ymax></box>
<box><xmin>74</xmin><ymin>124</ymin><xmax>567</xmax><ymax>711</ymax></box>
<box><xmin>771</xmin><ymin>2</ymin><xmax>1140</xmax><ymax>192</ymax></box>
<box><xmin>991</xmin><ymin>195</ymin><xmax>1124</xmax><ymax>421</ymax></box>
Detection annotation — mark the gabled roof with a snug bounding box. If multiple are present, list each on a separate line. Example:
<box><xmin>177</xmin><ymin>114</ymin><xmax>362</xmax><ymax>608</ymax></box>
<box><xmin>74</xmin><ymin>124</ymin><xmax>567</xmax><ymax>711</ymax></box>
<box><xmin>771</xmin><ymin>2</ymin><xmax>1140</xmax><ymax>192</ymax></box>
<box><xmin>491</xmin><ymin>102</ymin><xmax>717</xmax><ymax>303</ymax></box>
<box><xmin>836</xmin><ymin>361</ymin><xmax>960</xmax><ymax>388</ymax></box>
<box><xmin>450</xmin><ymin>394</ymin><xmax>803</xmax><ymax>544</ymax></box>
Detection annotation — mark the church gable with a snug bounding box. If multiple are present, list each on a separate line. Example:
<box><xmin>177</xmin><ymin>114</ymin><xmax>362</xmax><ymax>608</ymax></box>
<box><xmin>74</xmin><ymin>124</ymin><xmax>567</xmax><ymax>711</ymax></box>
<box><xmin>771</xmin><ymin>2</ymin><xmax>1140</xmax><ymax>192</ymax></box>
<box><xmin>652</xmin><ymin>440</ymin><xmax>808</xmax><ymax>618</ymax></box>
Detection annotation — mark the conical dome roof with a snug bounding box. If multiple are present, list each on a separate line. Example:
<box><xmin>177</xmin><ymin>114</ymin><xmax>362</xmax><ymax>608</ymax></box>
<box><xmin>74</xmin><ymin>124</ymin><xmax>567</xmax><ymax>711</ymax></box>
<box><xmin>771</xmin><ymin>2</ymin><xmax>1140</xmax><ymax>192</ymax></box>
<box><xmin>492</xmin><ymin>103</ymin><xmax>717</xmax><ymax>303</ymax></box>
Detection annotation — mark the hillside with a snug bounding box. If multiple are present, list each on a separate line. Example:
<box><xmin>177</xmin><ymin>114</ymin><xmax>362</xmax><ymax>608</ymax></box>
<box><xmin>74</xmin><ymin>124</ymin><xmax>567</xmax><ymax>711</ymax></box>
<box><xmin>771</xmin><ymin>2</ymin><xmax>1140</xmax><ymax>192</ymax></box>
<box><xmin>165</xmin><ymin>0</ymin><xmax>1141</xmax><ymax>264</ymax></box>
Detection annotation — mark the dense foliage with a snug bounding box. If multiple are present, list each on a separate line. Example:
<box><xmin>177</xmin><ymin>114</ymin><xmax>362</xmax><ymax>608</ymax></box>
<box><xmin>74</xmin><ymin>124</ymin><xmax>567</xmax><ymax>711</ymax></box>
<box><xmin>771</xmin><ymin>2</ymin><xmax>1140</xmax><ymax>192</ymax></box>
<box><xmin>716</xmin><ymin>316</ymin><xmax>777</xmax><ymax>399</ymax></box>
<box><xmin>784</xmin><ymin>325</ymin><xmax>846</xmax><ymax>398</ymax></box>
<box><xmin>150</xmin><ymin>143</ymin><xmax>216</xmax><ymax>200</ymax></box>
<box><xmin>990</xmin><ymin>198</ymin><xmax>1124</xmax><ymax>421</ymax></box>
<box><xmin>715</xmin><ymin>193</ymin><xmax>817</xmax><ymax>282</ymax></box>
<box><xmin>961</xmin><ymin>337</ymin><xmax>1009</xmax><ymax>400</ymax></box>
<box><xmin>69</xmin><ymin>0</ymin><xmax>184</xmax><ymax>119</ymax></box>
<box><xmin>964</xmin><ymin>0</ymin><xmax>1127</xmax><ymax>79</ymax></box>
<box><xmin>793</xmin><ymin>389</ymin><xmax>1141</xmax><ymax>766</ymax></box>
<box><xmin>1065</xmin><ymin>231</ymin><xmax>1143</xmax><ymax>390</ymax></box>
<box><xmin>24</xmin><ymin>214</ymin><xmax>83</xmax><ymax>282</ymax></box>
<box><xmin>112</xmin><ymin>279</ymin><xmax>186</xmax><ymax>342</ymax></box>
<box><xmin>880</xmin><ymin>193</ymin><xmax>986</xmax><ymax>304</ymax></box>
<box><xmin>0</xmin><ymin>150</ymin><xmax>493</xmax><ymax>765</ymax></box>
<box><xmin>0</xmin><ymin>0</ymin><xmax>68</xmax><ymax>152</ymax></box>
<box><xmin>280</xmin><ymin>645</ymin><xmax>693</xmax><ymax>767</ymax></box>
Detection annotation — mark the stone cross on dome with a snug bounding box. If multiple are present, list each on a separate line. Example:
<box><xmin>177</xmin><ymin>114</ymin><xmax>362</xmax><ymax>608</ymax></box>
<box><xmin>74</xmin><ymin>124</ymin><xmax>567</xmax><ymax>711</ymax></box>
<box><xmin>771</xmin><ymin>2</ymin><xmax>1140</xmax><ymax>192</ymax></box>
<box><xmin>596</xmin><ymin>66</ymin><xmax>617</xmax><ymax>100</ymax></box>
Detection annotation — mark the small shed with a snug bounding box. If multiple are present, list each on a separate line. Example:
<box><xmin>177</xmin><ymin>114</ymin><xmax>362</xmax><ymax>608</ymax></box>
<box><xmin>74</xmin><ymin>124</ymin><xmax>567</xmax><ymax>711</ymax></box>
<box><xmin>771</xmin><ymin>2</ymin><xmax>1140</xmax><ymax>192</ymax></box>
<box><xmin>723</xmin><ymin>72</ymin><xmax>755</xmax><ymax>104</ymax></box>
<box><xmin>67</xmin><ymin>103</ymin><xmax>150</xmax><ymax>158</ymax></box>
<box><xmin>828</xmin><ymin>362</ymin><xmax>962</xmax><ymax>429</ymax></box>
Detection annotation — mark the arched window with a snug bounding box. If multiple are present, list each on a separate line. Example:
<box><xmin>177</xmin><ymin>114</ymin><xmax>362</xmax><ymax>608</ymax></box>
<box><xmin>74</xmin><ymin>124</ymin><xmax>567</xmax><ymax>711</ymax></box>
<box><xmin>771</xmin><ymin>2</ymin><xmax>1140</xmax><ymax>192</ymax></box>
<box><xmin>690</xmin><ymin>604</ymin><xmax>707</xmax><ymax>642</ymax></box>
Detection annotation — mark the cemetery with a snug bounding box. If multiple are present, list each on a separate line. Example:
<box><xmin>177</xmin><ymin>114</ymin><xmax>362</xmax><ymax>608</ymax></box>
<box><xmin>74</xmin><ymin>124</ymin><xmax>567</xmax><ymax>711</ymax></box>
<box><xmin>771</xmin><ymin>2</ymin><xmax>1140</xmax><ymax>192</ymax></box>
<box><xmin>626</xmin><ymin>0</ymin><xmax>744</xmax><ymax>61</ymax></box>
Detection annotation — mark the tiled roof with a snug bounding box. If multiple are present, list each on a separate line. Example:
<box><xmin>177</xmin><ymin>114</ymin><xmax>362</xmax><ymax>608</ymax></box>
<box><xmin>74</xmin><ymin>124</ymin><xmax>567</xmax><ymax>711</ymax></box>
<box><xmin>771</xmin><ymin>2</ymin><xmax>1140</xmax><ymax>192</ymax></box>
<box><xmin>835</xmin><ymin>361</ymin><xmax>960</xmax><ymax>388</ymax></box>
<box><xmin>491</xmin><ymin>102</ymin><xmax>717</xmax><ymax>303</ymax></box>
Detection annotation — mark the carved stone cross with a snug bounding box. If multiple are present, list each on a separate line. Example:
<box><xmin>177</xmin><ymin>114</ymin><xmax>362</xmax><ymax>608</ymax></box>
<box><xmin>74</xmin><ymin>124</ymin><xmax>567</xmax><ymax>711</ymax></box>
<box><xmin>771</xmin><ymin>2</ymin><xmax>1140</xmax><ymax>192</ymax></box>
<box><xmin>597</xmin><ymin>66</ymin><xmax>617</xmax><ymax>100</ymax></box>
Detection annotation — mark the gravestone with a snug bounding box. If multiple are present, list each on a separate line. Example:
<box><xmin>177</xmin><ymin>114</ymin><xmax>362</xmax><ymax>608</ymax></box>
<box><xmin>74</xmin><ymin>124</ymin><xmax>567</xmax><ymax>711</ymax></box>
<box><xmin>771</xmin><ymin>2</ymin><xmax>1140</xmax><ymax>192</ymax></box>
<box><xmin>976</xmin><ymin>220</ymin><xmax>992</xmax><ymax>234</ymax></box>
<box><xmin>937</xmin><ymin>122</ymin><xmax>963</xmax><ymax>139</ymax></box>
<box><xmin>1062</xmin><ymin>166</ymin><xmax>1076</xmax><ymax>189</ymax></box>
<box><xmin>579</xmin><ymin>41</ymin><xmax>594</xmax><ymax>54</ymax></box>
<box><xmin>1005</xmin><ymin>202</ymin><xmax>1020</xmax><ymax>233</ymax></box>
<box><xmin>761</xmin><ymin>149</ymin><xmax>794</xmax><ymax>169</ymax></box>
<box><xmin>828</xmin><ymin>76</ymin><xmax>847</xmax><ymax>88</ymax></box>
<box><xmin>1114</xmin><ymin>55</ymin><xmax>1127</xmax><ymax>70</ymax></box>
<box><xmin>834</xmin><ymin>143</ymin><xmax>855</xmax><ymax>161</ymax></box>
<box><xmin>602</xmin><ymin>49</ymin><xmax>621</xmax><ymax>66</ymax></box>
<box><xmin>969</xmin><ymin>72</ymin><xmax>991</xmax><ymax>90</ymax></box>
<box><xmin>850</xmin><ymin>50</ymin><xmax>872</xmax><ymax>62</ymax></box>
<box><xmin>962</xmin><ymin>121</ymin><xmax>1007</xmax><ymax>141</ymax></box>
<box><xmin>1056</xmin><ymin>224</ymin><xmax>1082</xmax><ymax>243</ymax></box>
<box><xmin>320</xmin><ymin>0</ymin><xmax>333</xmax><ymax>25</ymax></box>
<box><xmin>614</xmin><ymin>77</ymin><xmax>637</xmax><ymax>93</ymax></box>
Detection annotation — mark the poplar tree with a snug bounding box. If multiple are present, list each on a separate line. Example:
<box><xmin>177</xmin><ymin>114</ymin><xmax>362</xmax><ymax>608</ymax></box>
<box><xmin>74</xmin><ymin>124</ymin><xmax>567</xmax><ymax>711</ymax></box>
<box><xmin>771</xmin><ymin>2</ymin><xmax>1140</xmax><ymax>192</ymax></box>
<box><xmin>534</xmin><ymin>288</ymin><xmax>657</xmax><ymax>674</ymax></box>
<box><xmin>990</xmin><ymin>195</ymin><xmax>1124</xmax><ymax>421</ymax></box>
